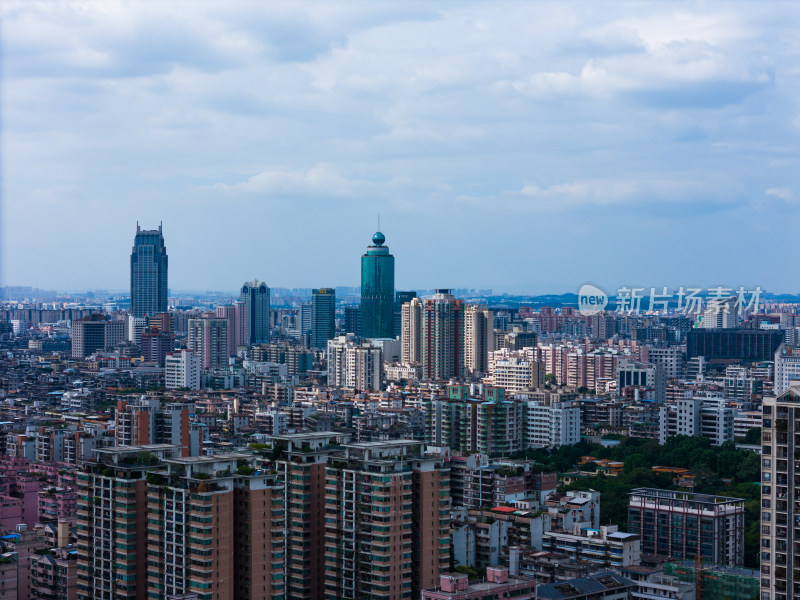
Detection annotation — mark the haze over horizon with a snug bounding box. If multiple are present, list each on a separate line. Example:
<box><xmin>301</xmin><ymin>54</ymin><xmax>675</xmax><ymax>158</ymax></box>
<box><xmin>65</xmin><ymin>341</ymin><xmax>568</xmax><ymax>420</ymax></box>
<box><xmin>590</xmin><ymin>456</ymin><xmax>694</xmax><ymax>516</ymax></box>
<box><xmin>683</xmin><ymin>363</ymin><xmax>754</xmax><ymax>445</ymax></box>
<box><xmin>2</xmin><ymin>1</ymin><xmax>798</xmax><ymax>293</ymax></box>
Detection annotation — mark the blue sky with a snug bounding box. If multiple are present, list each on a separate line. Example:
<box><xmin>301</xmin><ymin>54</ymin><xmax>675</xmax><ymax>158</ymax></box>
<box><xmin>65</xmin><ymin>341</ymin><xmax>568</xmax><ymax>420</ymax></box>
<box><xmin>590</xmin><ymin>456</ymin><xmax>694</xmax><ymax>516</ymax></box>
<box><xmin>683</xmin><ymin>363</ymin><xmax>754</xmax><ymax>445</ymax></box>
<box><xmin>2</xmin><ymin>1</ymin><xmax>798</xmax><ymax>294</ymax></box>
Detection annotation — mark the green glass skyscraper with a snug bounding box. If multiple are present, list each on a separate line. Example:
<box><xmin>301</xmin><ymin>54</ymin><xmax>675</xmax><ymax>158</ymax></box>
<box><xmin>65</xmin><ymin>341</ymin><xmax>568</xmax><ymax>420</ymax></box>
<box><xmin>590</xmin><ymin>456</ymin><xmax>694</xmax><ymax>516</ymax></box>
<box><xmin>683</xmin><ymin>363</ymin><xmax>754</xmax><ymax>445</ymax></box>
<box><xmin>360</xmin><ymin>231</ymin><xmax>395</xmax><ymax>339</ymax></box>
<box><xmin>312</xmin><ymin>288</ymin><xmax>336</xmax><ymax>349</ymax></box>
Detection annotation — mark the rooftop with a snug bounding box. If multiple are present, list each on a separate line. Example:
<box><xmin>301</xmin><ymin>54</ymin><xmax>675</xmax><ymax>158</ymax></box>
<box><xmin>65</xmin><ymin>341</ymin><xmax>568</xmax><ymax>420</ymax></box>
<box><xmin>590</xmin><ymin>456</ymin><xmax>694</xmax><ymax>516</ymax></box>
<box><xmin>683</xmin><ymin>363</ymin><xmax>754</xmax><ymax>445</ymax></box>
<box><xmin>629</xmin><ymin>487</ymin><xmax>745</xmax><ymax>504</ymax></box>
<box><xmin>538</xmin><ymin>572</ymin><xmax>635</xmax><ymax>600</ymax></box>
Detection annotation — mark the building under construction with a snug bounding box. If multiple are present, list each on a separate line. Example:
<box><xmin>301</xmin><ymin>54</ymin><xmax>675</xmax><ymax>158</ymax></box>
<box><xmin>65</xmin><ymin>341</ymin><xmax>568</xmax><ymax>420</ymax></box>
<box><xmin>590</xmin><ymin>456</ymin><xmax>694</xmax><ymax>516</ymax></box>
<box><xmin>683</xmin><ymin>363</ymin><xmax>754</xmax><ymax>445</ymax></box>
<box><xmin>664</xmin><ymin>561</ymin><xmax>758</xmax><ymax>600</ymax></box>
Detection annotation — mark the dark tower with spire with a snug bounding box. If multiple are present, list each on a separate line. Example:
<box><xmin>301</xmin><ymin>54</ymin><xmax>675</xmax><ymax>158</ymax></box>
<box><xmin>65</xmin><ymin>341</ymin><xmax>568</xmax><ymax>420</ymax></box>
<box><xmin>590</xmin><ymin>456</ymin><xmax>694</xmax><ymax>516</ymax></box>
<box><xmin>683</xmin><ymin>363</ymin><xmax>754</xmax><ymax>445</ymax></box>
<box><xmin>360</xmin><ymin>230</ymin><xmax>395</xmax><ymax>339</ymax></box>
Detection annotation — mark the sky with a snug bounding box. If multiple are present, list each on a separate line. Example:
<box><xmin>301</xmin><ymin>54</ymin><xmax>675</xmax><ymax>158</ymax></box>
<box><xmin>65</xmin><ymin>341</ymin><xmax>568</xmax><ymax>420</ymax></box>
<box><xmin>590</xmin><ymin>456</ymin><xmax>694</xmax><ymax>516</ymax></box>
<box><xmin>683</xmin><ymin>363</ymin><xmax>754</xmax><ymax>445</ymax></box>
<box><xmin>2</xmin><ymin>1</ymin><xmax>799</xmax><ymax>295</ymax></box>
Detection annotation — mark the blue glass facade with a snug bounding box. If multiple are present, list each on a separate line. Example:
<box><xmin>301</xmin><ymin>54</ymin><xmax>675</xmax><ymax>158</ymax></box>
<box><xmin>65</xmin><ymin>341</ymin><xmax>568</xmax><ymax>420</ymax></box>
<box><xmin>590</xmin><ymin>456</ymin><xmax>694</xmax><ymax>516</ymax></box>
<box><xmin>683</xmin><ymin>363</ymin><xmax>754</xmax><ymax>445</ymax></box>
<box><xmin>130</xmin><ymin>223</ymin><xmax>168</xmax><ymax>318</ymax></box>
<box><xmin>312</xmin><ymin>288</ymin><xmax>336</xmax><ymax>349</ymax></box>
<box><xmin>360</xmin><ymin>232</ymin><xmax>395</xmax><ymax>339</ymax></box>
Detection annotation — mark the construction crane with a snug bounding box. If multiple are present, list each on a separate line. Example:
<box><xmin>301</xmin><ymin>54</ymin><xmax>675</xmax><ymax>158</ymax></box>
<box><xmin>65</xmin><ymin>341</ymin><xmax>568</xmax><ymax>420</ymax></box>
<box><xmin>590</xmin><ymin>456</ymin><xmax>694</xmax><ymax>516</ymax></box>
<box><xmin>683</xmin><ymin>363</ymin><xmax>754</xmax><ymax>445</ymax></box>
<box><xmin>694</xmin><ymin>552</ymin><xmax>705</xmax><ymax>600</ymax></box>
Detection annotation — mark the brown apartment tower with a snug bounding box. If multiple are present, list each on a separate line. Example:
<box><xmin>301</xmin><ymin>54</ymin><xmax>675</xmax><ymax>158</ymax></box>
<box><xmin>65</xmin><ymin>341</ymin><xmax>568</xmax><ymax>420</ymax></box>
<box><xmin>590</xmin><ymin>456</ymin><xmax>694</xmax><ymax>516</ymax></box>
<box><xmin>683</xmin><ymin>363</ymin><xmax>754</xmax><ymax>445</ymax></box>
<box><xmin>323</xmin><ymin>440</ymin><xmax>450</xmax><ymax>600</ymax></box>
<box><xmin>271</xmin><ymin>433</ymin><xmax>337</xmax><ymax>600</ymax></box>
<box><xmin>77</xmin><ymin>445</ymin><xmax>286</xmax><ymax>600</ymax></box>
<box><xmin>78</xmin><ymin>436</ymin><xmax>449</xmax><ymax>600</ymax></box>
<box><xmin>76</xmin><ymin>445</ymin><xmax>177</xmax><ymax>600</ymax></box>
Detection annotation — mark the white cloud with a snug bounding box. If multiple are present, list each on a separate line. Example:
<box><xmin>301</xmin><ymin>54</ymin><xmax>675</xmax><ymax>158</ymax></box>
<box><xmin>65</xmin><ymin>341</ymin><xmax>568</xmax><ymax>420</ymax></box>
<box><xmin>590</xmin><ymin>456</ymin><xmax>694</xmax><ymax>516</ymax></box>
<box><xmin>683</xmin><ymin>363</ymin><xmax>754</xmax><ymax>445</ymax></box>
<box><xmin>1</xmin><ymin>1</ymin><xmax>798</xmax><ymax>290</ymax></box>
<box><xmin>211</xmin><ymin>164</ymin><xmax>370</xmax><ymax>196</ymax></box>
<box><xmin>765</xmin><ymin>187</ymin><xmax>797</xmax><ymax>203</ymax></box>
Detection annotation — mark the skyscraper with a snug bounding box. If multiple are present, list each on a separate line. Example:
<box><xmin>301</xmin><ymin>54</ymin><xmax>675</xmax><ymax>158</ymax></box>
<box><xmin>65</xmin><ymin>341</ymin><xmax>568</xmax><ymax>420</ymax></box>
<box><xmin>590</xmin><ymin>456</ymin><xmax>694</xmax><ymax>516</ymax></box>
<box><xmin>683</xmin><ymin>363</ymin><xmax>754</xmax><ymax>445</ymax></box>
<box><xmin>312</xmin><ymin>288</ymin><xmax>336</xmax><ymax>349</ymax></box>
<box><xmin>463</xmin><ymin>304</ymin><xmax>494</xmax><ymax>375</ymax></box>
<box><xmin>343</xmin><ymin>305</ymin><xmax>361</xmax><ymax>336</ymax></box>
<box><xmin>187</xmin><ymin>316</ymin><xmax>229</xmax><ymax>369</ymax></box>
<box><xmin>323</xmin><ymin>440</ymin><xmax>450</xmax><ymax>599</ymax></box>
<box><xmin>401</xmin><ymin>297</ymin><xmax>423</xmax><ymax>364</ymax></box>
<box><xmin>761</xmin><ymin>386</ymin><xmax>800</xmax><ymax>600</ymax></box>
<box><xmin>422</xmin><ymin>290</ymin><xmax>465</xmax><ymax>380</ymax></box>
<box><xmin>130</xmin><ymin>222</ymin><xmax>168</xmax><ymax>318</ymax></box>
<box><xmin>240</xmin><ymin>279</ymin><xmax>270</xmax><ymax>345</ymax></box>
<box><xmin>361</xmin><ymin>231</ymin><xmax>395</xmax><ymax>338</ymax></box>
<box><xmin>395</xmin><ymin>290</ymin><xmax>417</xmax><ymax>338</ymax></box>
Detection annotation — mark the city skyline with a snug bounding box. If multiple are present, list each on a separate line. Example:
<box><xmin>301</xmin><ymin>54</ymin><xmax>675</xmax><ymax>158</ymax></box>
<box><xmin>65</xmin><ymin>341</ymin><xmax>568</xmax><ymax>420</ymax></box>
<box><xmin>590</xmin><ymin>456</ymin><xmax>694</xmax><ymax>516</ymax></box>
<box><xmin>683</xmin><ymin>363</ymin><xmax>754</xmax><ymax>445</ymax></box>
<box><xmin>1</xmin><ymin>219</ymin><xmax>797</xmax><ymax>298</ymax></box>
<box><xmin>2</xmin><ymin>2</ymin><xmax>799</xmax><ymax>293</ymax></box>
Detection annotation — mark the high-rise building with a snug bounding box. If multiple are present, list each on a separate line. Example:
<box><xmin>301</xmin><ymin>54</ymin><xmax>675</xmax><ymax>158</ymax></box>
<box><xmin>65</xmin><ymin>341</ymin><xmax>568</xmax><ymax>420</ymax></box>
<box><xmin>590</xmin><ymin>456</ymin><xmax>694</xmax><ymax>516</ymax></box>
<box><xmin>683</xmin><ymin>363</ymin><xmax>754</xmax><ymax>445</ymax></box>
<box><xmin>761</xmin><ymin>386</ymin><xmax>800</xmax><ymax>600</ymax></box>
<box><xmin>299</xmin><ymin>302</ymin><xmax>313</xmax><ymax>342</ymax></box>
<box><xmin>494</xmin><ymin>327</ymin><xmax>538</xmax><ymax>351</ymax></box>
<box><xmin>491</xmin><ymin>357</ymin><xmax>545</xmax><ymax>393</ymax></box>
<box><xmin>164</xmin><ymin>349</ymin><xmax>201</xmax><ymax>390</ymax></box>
<box><xmin>323</xmin><ymin>440</ymin><xmax>450</xmax><ymax>600</ymax></box>
<box><xmin>77</xmin><ymin>445</ymin><xmax>286</xmax><ymax>600</ymax></box>
<box><xmin>126</xmin><ymin>315</ymin><xmax>146</xmax><ymax>345</ymax></box>
<box><xmin>343</xmin><ymin>305</ymin><xmax>361</xmax><ymax>336</ymax></box>
<box><xmin>525</xmin><ymin>401</ymin><xmax>582</xmax><ymax>448</ymax></box>
<box><xmin>658</xmin><ymin>396</ymin><xmax>735</xmax><ymax>446</ymax></box>
<box><xmin>422</xmin><ymin>290</ymin><xmax>464</xmax><ymax>381</ymax></box>
<box><xmin>423</xmin><ymin>386</ymin><xmax>526</xmax><ymax>454</ymax></box>
<box><xmin>115</xmin><ymin>396</ymin><xmax>201</xmax><ymax>456</ymax></box>
<box><xmin>701</xmin><ymin>295</ymin><xmax>739</xmax><ymax>329</ymax></box>
<box><xmin>240</xmin><ymin>280</ymin><xmax>270</xmax><ymax>345</ymax></box>
<box><xmin>628</xmin><ymin>488</ymin><xmax>745</xmax><ymax>566</ymax></box>
<box><xmin>71</xmin><ymin>314</ymin><xmax>125</xmax><ymax>359</ymax></box>
<box><xmin>775</xmin><ymin>344</ymin><xmax>800</xmax><ymax>394</ymax></box>
<box><xmin>140</xmin><ymin>331</ymin><xmax>173</xmax><ymax>366</ymax></box>
<box><xmin>216</xmin><ymin>303</ymin><xmax>245</xmax><ymax>356</ymax></box>
<box><xmin>395</xmin><ymin>291</ymin><xmax>417</xmax><ymax>338</ymax></box>
<box><xmin>76</xmin><ymin>444</ymin><xmax>179</xmax><ymax>600</ymax></box>
<box><xmin>130</xmin><ymin>223</ymin><xmax>168</xmax><ymax>318</ymax></box>
<box><xmin>312</xmin><ymin>288</ymin><xmax>336</xmax><ymax>349</ymax></box>
<box><xmin>617</xmin><ymin>359</ymin><xmax>666</xmax><ymax>404</ymax></box>
<box><xmin>401</xmin><ymin>297</ymin><xmax>423</xmax><ymax>364</ymax></box>
<box><xmin>146</xmin><ymin>453</ymin><xmax>285</xmax><ymax>600</ymax></box>
<box><xmin>361</xmin><ymin>231</ymin><xmax>395</xmax><ymax>339</ymax></box>
<box><xmin>327</xmin><ymin>334</ymin><xmax>383</xmax><ymax>391</ymax></box>
<box><xmin>272</xmin><ymin>433</ymin><xmax>335</xmax><ymax>600</ymax></box>
<box><xmin>463</xmin><ymin>304</ymin><xmax>494</xmax><ymax>376</ymax></box>
<box><xmin>188</xmin><ymin>317</ymin><xmax>229</xmax><ymax>369</ymax></box>
<box><xmin>686</xmin><ymin>328</ymin><xmax>784</xmax><ymax>361</ymax></box>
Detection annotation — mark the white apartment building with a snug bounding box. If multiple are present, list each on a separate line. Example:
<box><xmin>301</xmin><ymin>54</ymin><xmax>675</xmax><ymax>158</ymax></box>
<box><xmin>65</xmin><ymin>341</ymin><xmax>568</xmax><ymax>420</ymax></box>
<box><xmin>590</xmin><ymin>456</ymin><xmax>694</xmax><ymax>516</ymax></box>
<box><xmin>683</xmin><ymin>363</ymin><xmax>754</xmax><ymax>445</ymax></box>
<box><xmin>542</xmin><ymin>524</ymin><xmax>641</xmax><ymax>569</ymax></box>
<box><xmin>525</xmin><ymin>401</ymin><xmax>580</xmax><ymax>448</ymax></box>
<box><xmin>385</xmin><ymin>363</ymin><xmax>421</xmax><ymax>382</ymax></box>
<box><xmin>463</xmin><ymin>304</ymin><xmax>494</xmax><ymax>375</ymax></box>
<box><xmin>659</xmin><ymin>397</ymin><xmax>735</xmax><ymax>445</ymax></box>
<box><xmin>127</xmin><ymin>315</ymin><xmax>147</xmax><ymax>344</ymax></box>
<box><xmin>733</xmin><ymin>410</ymin><xmax>762</xmax><ymax>439</ymax></box>
<box><xmin>647</xmin><ymin>346</ymin><xmax>684</xmax><ymax>378</ymax></box>
<box><xmin>327</xmin><ymin>335</ymin><xmax>383</xmax><ymax>391</ymax></box>
<box><xmin>491</xmin><ymin>357</ymin><xmax>544</xmax><ymax>393</ymax></box>
<box><xmin>165</xmin><ymin>349</ymin><xmax>201</xmax><ymax>390</ymax></box>
<box><xmin>701</xmin><ymin>295</ymin><xmax>739</xmax><ymax>329</ymax></box>
<box><xmin>400</xmin><ymin>297</ymin><xmax>423</xmax><ymax>364</ymax></box>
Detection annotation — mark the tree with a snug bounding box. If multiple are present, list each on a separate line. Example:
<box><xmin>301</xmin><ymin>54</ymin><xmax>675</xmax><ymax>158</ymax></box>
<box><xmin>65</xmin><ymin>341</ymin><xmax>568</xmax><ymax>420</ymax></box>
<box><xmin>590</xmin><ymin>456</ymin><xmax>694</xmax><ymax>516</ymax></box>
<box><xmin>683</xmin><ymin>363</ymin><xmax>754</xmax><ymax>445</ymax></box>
<box><xmin>454</xmin><ymin>565</ymin><xmax>485</xmax><ymax>580</ymax></box>
<box><xmin>744</xmin><ymin>427</ymin><xmax>761</xmax><ymax>444</ymax></box>
<box><xmin>623</xmin><ymin>454</ymin><xmax>649</xmax><ymax>473</ymax></box>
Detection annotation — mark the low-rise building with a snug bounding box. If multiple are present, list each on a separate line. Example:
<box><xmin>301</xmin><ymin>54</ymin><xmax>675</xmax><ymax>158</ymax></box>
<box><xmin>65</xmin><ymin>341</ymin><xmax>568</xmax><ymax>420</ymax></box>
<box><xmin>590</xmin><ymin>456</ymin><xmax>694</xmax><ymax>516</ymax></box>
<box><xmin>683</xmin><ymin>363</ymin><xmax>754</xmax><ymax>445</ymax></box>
<box><xmin>542</xmin><ymin>524</ymin><xmax>640</xmax><ymax>569</ymax></box>
<box><xmin>537</xmin><ymin>572</ymin><xmax>637</xmax><ymax>600</ymax></box>
<box><xmin>422</xmin><ymin>569</ymin><xmax>537</xmax><ymax>600</ymax></box>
